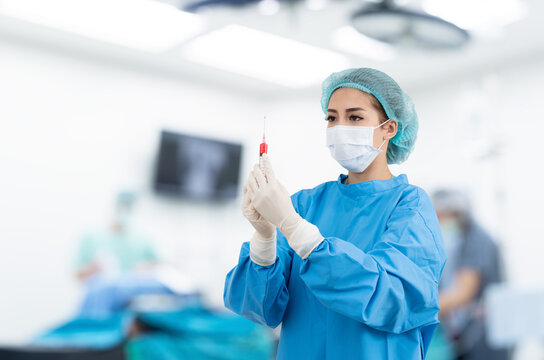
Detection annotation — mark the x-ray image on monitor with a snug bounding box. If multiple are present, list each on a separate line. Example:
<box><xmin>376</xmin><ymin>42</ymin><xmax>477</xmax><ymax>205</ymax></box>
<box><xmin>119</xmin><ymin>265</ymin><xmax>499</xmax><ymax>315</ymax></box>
<box><xmin>154</xmin><ymin>131</ymin><xmax>243</xmax><ymax>201</ymax></box>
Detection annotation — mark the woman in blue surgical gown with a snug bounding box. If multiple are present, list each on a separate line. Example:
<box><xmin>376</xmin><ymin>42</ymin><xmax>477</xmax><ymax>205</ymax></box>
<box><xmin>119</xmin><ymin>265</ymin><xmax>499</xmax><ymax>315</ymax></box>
<box><xmin>224</xmin><ymin>68</ymin><xmax>447</xmax><ymax>359</ymax></box>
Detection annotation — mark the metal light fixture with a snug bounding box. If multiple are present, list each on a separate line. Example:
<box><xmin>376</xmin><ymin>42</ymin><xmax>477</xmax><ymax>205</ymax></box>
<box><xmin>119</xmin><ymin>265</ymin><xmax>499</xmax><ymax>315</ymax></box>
<box><xmin>351</xmin><ymin>0</ymin><xmax>470</xmax><ymax>49</ymax></box>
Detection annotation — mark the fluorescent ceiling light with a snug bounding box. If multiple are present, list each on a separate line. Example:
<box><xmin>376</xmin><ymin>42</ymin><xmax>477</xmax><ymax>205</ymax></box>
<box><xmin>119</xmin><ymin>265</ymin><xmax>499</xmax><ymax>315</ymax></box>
<box><xmin>331</xmin><ymin>26</ymin><xmax>396</xmax><ymax>61</ymax></box>
<box><xmin>0</xmin><ymin>0</ymin><xmax>205</xmax><ymax>52</ymax></box>
<box><xmin>181</xmin><ymin>25</ymin><xmax>350</xmax><ymax>88</ymax></box>
<box><xmin>422</xmin><ymin>0</ymin><xmax>528</xmax><ymax>33</ymax></box>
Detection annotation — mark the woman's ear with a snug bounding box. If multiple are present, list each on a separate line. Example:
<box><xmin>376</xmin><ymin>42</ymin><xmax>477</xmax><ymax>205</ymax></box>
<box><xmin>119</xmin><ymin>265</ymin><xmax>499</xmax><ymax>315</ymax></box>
<box><xmin>384</xmin><ymin>120</ymin><xmax>398</xmax><ymax>140</ymax></box>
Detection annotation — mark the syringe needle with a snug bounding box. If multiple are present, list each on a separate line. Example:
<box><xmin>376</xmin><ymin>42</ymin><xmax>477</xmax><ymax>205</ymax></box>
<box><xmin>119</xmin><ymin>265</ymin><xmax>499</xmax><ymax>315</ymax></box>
<box><xmin>263</xmin><ymin>116</ymin><xmax>266</xmax><ymax>141</ymax></box>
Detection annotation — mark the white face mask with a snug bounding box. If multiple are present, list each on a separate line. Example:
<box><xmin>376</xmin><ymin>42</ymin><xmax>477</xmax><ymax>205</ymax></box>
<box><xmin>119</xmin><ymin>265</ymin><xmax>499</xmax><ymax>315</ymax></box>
<box><xmin>326</xmin><ymin>119</ymin><xmax>390</xmax><ymax>173</ymax></box>
<box><xmin>440</xmin><ymin>218</ymin><xmax>462</xmax><ymax>254</ymax></box>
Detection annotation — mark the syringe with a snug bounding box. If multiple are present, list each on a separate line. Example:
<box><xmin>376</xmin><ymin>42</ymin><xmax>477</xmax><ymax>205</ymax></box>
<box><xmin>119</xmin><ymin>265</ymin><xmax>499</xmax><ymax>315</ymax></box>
<box><xmin>259</xmin><ymin>116</ymin><xmax>268</xmax><ymax>173</ymax></box>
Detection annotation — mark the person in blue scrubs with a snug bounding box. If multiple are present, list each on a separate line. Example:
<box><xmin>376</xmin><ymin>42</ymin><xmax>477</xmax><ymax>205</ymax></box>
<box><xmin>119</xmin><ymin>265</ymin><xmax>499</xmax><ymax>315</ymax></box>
<box><xmin>224</xmin><ymin>68</ymin><xmax>447</xmax><ymax>359</ymax></box>
<box><xmin>432</xmin><ymin>190</ymin><xmax>508</xmax><ymax>360</ymax></box>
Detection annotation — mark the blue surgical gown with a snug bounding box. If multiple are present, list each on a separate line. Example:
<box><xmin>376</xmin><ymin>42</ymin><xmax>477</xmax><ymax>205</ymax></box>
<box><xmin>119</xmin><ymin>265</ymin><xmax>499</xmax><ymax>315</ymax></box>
<box><xmin>224</xmin><ymin>174</ymin><xmax>446</xmax><ymax>359</ymax></box>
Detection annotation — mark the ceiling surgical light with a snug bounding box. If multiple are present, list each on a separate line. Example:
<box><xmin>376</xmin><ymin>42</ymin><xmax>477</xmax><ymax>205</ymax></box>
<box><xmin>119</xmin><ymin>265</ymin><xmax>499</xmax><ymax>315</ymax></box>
<box><xmin>422</xmin><ymin>0</ymin><xmax>528</xmax><ymax>34</ymax></box>
<box><xmin>350</xmin><ymin>0</ymin><xmax>470</xmax><ymax>49</ymax></box>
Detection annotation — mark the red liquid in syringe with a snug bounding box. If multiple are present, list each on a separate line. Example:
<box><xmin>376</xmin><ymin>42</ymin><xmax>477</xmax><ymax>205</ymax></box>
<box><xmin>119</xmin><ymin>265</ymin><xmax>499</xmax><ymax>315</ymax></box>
<box><xmin>259</xmin><ymin>117</ymin><xmax>268</xmax><ymax>173</ymax></box>
<box><xmin>259</xmin><ymin>135</ymin><xmax>268</xmax><ymax>156</ymax></box>
<box><xmin>259</xmin><ymin>116</ymin><xmax>268</xmax><ymax>156</ymax></box>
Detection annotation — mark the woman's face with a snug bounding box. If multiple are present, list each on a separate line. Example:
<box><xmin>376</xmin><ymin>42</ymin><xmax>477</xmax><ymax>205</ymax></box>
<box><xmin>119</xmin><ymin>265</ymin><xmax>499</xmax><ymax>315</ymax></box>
<box><xmin>326</xmin><ymin>87</ymin><xmax>384</xmax><ymax>128</ymax></box>
<box><xmin>326</xmin><ymin>87</ymin><xmax>393</xmax><ymax>149</ymax></box>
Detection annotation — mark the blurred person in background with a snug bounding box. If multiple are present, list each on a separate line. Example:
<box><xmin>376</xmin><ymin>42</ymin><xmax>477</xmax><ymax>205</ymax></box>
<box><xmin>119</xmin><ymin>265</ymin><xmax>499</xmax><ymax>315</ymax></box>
<box><xmin>73</xmin><ymin>191</ymin><xmax>190</xmax><ymax>316</ymax></box>
<box><xmin>432</xmin><ymin>189</ymin><xmax>509</xmax><ymax>360</ymax></box>
<box><xmin>75</xmin><ymin>191</ymin><xmax>158</xmax><ymax>281</ymax></box>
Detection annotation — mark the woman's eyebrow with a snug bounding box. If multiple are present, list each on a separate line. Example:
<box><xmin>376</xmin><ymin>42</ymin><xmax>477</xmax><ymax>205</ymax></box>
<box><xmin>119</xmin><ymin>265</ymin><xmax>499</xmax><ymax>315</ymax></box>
<box><xmin>346</xmin><ymin>107</ymin><xmax>366</xmax><ymax>112</ymax></box>
<box><xmin>327</xmin><ymin>108</ymin><xmax>366</xmax><ymax>113</ymax></box>
<box><xmin>327</xmin><ymin>107</ymin><xmax>366</xmax><ymax>113</ymax></box>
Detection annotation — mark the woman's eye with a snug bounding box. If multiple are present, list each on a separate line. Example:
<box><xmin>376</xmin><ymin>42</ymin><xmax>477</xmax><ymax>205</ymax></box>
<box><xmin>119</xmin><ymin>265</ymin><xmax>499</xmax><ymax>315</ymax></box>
<box><xmin>325</xmin><ymin>116</ymin><xmax>336</xmax><ymax>122</ymax></box>
<box><xmin>350</xmin><ymin>115</ymin><xmax>363</xmax><ymax>121</ymax></box>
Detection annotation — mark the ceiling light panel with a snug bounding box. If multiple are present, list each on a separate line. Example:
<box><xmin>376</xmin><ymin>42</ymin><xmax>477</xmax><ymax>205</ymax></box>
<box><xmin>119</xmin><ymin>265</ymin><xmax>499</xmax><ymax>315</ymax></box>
<box><xmin>181</xmin><ymin>24</ymin><xmax>350</xmax><ymax>88</ymax></box>
<box><xmin>0</xmin><ymin>0</ymin><xmax>205</xmax><ymax>52</ymax></box>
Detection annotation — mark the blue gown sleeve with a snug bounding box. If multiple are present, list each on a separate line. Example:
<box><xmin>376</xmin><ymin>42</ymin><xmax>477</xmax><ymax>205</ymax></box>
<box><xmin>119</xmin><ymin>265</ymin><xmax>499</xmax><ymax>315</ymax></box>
<box><xmin>223</xmin><ymin>230</ymin><xmax>295</xmax><ymax>328</ymax></box>
<box><xmin>299</xmin><ymin>189</ymin><xmax>446</xmax><ymax>334</ymax></box>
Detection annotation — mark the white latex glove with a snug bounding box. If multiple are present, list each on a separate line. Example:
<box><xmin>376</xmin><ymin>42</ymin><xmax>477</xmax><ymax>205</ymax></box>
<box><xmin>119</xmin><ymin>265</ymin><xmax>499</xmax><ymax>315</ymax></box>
<box><xmin>249</xmin><ymin>155</ymin><xmax>301</xmax><ymax>238</ymax></box>
<box><xmin>242</xmin><ymin>176</ymin><xmax>275</xmax><ymax>240</ymax></box>
<box><xmin>249</xmin><ymin>154</ymin><xmax>324</xmax><ymax>259</ymax></box>
<box><xmin>242</xmin><ymin>170</ymin><xmax>276</xmax><ymax>266</ymax></box>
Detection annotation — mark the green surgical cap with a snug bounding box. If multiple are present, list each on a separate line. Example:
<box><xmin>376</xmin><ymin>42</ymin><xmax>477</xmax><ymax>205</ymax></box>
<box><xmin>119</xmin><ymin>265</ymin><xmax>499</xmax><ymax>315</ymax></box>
<box><xmin>321</xmin><ymin>68</ymin><xmax>419</xmax><ymax>164</ymax></box>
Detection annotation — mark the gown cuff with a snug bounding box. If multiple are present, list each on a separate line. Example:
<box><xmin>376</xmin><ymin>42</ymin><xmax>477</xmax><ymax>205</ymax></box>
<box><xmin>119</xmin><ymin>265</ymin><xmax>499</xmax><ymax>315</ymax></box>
<box><xmin>249</xmin><ymin>231</ymin><xmax>276</xmax><ymax>266</ymax></box>
<box><xmin>288</xmin><ymin>219</ymin><xmax>324</xmax><ymax>259</ymax></box>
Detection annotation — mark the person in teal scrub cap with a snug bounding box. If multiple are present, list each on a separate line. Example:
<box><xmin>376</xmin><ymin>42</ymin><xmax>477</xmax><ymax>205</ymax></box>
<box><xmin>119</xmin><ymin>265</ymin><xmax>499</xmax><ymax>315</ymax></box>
<box><xmin>224</xmin><ymin>68</ymin><xmax>446</xmax><ymax>359</ymax></box>
<box><xmin>74</xmin><ymin>191</ymin><xmax>157</xmax><ymax>281</ymax></box>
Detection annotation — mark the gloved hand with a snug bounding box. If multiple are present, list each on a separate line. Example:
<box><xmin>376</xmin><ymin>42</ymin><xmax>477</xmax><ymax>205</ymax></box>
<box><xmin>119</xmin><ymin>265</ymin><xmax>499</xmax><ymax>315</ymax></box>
<box><xmin>242</xmin><ymin>167</ymin><xmax>277</xmax><ymax>266</ymax></box>
<box><xmin>248</xmin><ymin>154</ymin><xmax>324</xmax><ymax>260</ymax></box>
<box><xmin>249</xmin><ymin>154</ymin><xmax>302</xmax><ymax>239</ymax></box>
<box><xmin>242</xmin><ymin>174</ymin><xmax>276</xmax><ymax>240</ymax></box>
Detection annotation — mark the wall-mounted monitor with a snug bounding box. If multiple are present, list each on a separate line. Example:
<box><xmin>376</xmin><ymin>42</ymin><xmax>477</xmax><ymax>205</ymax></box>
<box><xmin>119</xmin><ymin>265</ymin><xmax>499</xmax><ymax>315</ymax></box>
<box><xmin>154</xmin><ymin>130</ymin><xmax>243</xmax><ymax>201</ymax></box>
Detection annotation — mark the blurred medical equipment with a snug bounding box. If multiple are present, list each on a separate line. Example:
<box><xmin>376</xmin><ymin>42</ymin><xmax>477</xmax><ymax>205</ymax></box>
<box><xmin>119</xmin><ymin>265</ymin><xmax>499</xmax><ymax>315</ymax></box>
<box><xmin>321</xmin><ymin>67</ymin><xmax>418</xmax><ymax>164</ymax></box>
<box><xmin>154</xmin><ymin>130</ymin><xmax>243</xmax><ymax>201</ymax></box>
<box><xmin>485</xmin><ymin>285</ymin><xmax>544</xmax><ymax>348</ymax></box>
<box><xmin>0</xmin><ymin>345</ymin><xmax>125</xmax><ymax>360</ymax></box>
<box><xmin>78</xmin><ymin>265</ymin><xmax>199</xmax><ymax>317</ymax></box>
<box><xmin>0</xmin><ymin>299</ymin><xmax>275</xmax><ymax>360</ymax></box>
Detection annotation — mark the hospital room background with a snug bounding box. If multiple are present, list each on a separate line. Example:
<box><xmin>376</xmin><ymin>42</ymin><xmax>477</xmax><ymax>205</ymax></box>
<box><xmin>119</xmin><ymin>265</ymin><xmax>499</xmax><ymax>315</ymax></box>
<box><xmin>1</xmin><ymin>0</ymin><xmax>543</xmax><ymax>359</ymax></box>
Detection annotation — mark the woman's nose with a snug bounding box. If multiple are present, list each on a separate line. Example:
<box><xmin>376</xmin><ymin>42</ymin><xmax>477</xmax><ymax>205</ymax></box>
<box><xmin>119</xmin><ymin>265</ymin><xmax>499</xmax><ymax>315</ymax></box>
<box><xmin>328</xmin><ymin>118</ymin><xmax>348</xmax><ymax>128</ymax></box>
<box><xmin>337</xmin><ymin>117</ymin><xmax>353</xmax><ymax>126</ymax></box>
